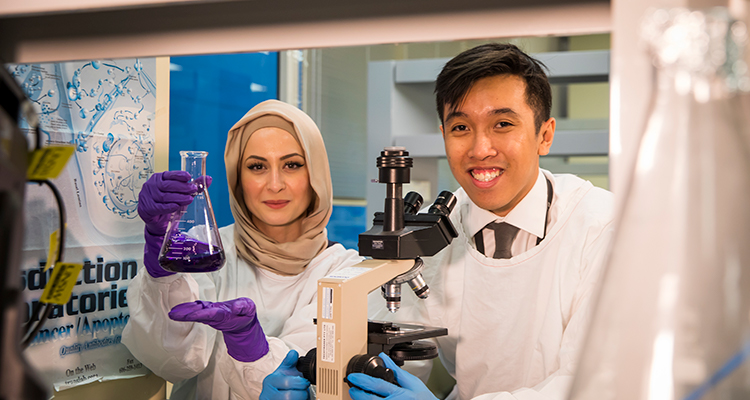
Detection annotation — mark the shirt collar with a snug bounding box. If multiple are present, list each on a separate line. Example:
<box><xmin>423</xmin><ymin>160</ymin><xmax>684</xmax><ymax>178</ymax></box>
<box><xmin>465</xmin><ymin>169</ymin><xmax>548</xmax><ymax>239</ymax></box>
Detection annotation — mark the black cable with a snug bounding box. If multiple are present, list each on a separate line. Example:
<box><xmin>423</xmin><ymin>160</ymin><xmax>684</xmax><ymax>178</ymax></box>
<box><xmin>21</xmin><ymin>179</ymin><xmax>66</xmax><ymax>350</ymax></box>
<box><xmin>35</xmin><ymin>126</ymin><xmax>42</xmax><ymax>151</ymax></box>
<box><xmin>21</xmin><ymin>304</ymin><xmax>52</xmax><ymax>350</ymax></box>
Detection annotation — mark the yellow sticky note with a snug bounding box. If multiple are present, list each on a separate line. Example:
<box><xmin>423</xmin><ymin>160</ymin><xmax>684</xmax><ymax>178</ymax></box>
<box><xmin>40</xmin><ymin>263</ymin><xmax>84</xmax><ymax>305</ymax></box>
<box><xmin>27</xmin><ymin>146</ymin><xmax>75</xmax><ymax>180</ymax></box>
<box><xmin>45</xmin><ymin>230</ymin><xmax>59</xmax><ymax>272</ymax></box>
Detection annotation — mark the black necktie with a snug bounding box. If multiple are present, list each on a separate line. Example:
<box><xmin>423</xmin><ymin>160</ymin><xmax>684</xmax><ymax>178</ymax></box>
<box><xmin>474</xmin><ymin>222</ymin><xmax>520</xmax><ymax>259</ymax></box>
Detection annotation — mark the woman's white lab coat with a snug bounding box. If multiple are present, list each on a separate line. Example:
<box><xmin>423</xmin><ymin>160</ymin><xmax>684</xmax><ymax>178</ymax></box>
<box><xmin>122</xmin><ymin>224</ymin><xmax>363</xmax><ymax>400</ymax></box>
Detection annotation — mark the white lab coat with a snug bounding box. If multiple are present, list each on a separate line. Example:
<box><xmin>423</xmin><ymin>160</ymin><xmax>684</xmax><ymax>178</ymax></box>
<box><xmin>393</xmin><ymin>171</ymin><xmax>614</xmax><ymax>400</ymax></box>
<box><xmin>122</xmin><ymin>224</ymin><xmax>363</xmax><ymax>400</ymax></box>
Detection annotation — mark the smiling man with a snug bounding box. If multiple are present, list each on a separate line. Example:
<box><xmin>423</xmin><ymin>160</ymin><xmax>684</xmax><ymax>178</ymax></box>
<box><xmin>349</xmin><ymin>43</ymin><xmax>616</xmax><ymax>400</ymax></box>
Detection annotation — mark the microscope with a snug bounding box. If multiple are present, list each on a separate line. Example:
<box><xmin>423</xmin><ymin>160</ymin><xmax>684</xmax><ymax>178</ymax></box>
<box><xmin>297</xmin><ymin>147</ymin><xmax>458</xmax><ymax>399</ymax></box>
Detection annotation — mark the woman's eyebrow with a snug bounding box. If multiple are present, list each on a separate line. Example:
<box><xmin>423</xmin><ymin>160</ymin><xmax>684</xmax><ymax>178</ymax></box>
<box><xmin>280</xmin><ymin>153</ymin><xmax>305</xmax><ymax>160</ymax></box>
<box><xmin>245</xmin><ymin>155</ymin><xmax>266</xmax><ymax>162</ymax></box>
<box><xmin>244</xmin><ymin>153</ymin><xmax>304</xmax><ymax>163</ymax></box>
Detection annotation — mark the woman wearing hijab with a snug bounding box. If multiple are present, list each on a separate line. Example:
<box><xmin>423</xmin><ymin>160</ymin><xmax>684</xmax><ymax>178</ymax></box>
<box><xmin>122</xmin><ymin>100</ymin><xmax>363</xmax><ymax>399</ymax></box>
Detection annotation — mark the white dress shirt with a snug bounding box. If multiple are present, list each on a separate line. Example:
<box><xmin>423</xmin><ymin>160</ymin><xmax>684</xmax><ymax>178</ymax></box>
<box><xmin>465</xmin><ymin>170</ymin><xmax>556</xmax><ymax>257</ymax></box>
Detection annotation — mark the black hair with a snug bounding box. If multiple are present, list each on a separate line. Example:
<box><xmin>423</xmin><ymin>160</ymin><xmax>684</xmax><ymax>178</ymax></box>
<box><xmin>435</xmin><ymin>43</ymin><xmax>552</xmax><ymax>133</ymax></box>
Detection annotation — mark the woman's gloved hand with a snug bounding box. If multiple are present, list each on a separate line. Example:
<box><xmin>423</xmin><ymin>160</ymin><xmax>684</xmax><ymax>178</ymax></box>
<box><xmin>168</xmin><ymin>298</ymin><xmax>269</xmax><ymax>362</ymax></box>
<box><xmin>137</xmin><ymin>171</ymin><xmax>211</xmax><ymax>278</ymax></box>
<box><xmin>260</xmin><ymin>350</ymin><xmax>311</xmax><ymax>400</ymax></box>
<box><xmin>348</xmin><ymin>353</ymin><xmax>438</xmax><ymax>400</ymax></box>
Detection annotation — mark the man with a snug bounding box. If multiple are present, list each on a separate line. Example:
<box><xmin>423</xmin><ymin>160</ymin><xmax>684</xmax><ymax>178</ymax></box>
<box><xmin>348</xmin><ymin>43</ymin><xmax>615</xmax><ymax>400</ymax></box>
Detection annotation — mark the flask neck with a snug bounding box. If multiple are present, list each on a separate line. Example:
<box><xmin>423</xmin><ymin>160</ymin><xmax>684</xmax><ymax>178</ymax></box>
<box><xmin>644</xmin><ymin>7</ymin><xmax>749</xmax><ymax>103</ymax></box>
<box><xmin>180</xmin><ymin>151</ymin><xmax>208</xmax><ymax>181</ymax></box>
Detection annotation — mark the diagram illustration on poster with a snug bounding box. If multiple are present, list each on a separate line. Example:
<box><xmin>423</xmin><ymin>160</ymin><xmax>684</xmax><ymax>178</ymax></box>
<box><xmin>9</xmin><ymin>58</ymin><xmax>156</xmax><ymax>240</ymax></box>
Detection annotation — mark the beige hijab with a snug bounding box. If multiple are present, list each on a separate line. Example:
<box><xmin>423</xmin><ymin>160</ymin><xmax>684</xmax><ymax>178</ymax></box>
<box><xmin>225</xmin><ymin>100</ymin><xmax>332</xmax><ymax>276</ymax></box>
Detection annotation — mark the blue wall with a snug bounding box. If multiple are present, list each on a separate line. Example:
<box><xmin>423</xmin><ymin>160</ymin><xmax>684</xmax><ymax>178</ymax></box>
<box><xmin>168</xmin><ymin>53</ymin><xmax>366</xmax><ymax>250</ymax></box>
<box><xmin>329</xmin><ymin>205</ymin><xmax>367</xmax><ymax>250</ymax></box>
<box><xmin>169</xmin><ymin>52</ymin><xmax>279</xmax><ymax>228</ymax></box>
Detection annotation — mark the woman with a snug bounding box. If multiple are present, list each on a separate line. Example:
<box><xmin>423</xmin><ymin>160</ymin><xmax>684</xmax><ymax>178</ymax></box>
<box><xmin>122</xmin><ymin>100</ymin><xmax>363</xmax><ymax>399</ymax></box>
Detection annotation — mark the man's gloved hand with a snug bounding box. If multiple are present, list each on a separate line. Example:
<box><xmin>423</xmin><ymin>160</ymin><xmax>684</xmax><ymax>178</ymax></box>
<box><xmin>259</xmin><ymin>350</ymin><xmax>311</xmax><ymax>400</ymax></box>
<box><xmin>138</xmin><ymin>171</ymin><xmax>211</xmax><ymax>278</ymax></box>
<box><xmin>348</xmin><ymin>352</ymin><xmax>438</xmax><ymax>400</ymax></box>
<box><xmin>168</xmin><ymin>298</ymin><xmax>269</xmax><ymax>362</ymax></box>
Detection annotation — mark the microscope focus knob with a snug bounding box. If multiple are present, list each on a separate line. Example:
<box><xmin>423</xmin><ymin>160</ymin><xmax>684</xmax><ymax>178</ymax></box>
<box><xmin>296</xmin><ymin>348</ymin><xmax>317</xmax><ymax>384</ymax></box>
<box><xmin>345</xmin><ymin>354</ymin><xmax>398</xmax><ymax>387</ymax></box>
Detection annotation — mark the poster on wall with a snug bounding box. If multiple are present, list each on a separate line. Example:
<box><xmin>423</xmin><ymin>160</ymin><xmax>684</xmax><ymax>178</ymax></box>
<box><xmin>8</xmin><ymin>58</ymin><xmax>157</xmax><ymax>391</ymax></box>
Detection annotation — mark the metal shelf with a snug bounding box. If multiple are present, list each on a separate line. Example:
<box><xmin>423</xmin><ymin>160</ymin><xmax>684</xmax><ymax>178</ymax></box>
<box><xmin>366</xmin><ymin>50</ymin><xmax>610</xmax><ymax>221</ymax></box>
<box><xmin>394</xmin><ymin>50</ymin><xmax>609</xmax><ymax>84</ymax></box>
<box><xmin>393</xmin><ymin>128</ymin><xmax>609</xmax><ymax>158</ymax></box>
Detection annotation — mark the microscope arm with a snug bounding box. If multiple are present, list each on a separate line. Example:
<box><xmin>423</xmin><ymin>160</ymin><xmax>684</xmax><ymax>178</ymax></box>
<box><xmin>315</xmin><ymin>259</ymin><xmax>415</xmax><ymax>399</ymax></box>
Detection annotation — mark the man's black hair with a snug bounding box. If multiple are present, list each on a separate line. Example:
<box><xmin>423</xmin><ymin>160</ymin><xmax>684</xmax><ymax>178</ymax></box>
<box><xmin>435</xmin><ymin>43</ymin><xmax>552</xmax><ymax>133</ymax></box>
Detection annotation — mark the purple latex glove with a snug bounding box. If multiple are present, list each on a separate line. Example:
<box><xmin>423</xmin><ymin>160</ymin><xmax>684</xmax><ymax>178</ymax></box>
<box><xmin>259</xmin><ymin>350</ymin><xmax>311</xmax><ymax>400</ymax></box>
<box><xmin>169</xmin><ymin>298</ymin><xmax>269</xmax><ymax>362</ymax></box>
<box><xmin>138</xmin><ymin>171</ymin><xmax>211</xmax><ymax>278</ymax></box>
<box><xmin>139</xmin><ymin>171</ymin><xmax>212</xmax><ymax>236</ymax></box>
<box><xmin>143</xmin><ymin>228</ymin><xmax>174</xmax><ymax>278</ymax></box>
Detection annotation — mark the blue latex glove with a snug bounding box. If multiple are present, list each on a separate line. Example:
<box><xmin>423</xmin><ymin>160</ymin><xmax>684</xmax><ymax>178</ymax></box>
<box><xmin>259</xmin><ymin>350</ymin><xmax>311</xmax><ymax>400</ymax></box>
<box><xmin>169</xmin><ymin>298</ymin><xmax>269</xmax><ymax>362</ymax></box>
<box><xmin>348</xmin><ymin>353</ymin><xmax>438</xmax><ymax>400</ymax></box>
<box><xmin>138</xmin><ymin>171</ymin><xmax>211</xmax><ymax>278</ymax></box>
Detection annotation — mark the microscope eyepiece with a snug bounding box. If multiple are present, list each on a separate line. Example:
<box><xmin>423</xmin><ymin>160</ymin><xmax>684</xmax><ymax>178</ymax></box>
<box><xmin>428</xmin><ymin>190</ymin><xmax>457</xmax><ymax>217</ymax></box>
<box><xmin>403</xmin><ymin>191</ymin><xmax>423</xmax><ymax>215</ymax></box>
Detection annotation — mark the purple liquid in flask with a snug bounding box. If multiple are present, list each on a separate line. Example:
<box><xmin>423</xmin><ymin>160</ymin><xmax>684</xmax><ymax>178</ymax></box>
<box><xmin>158</xmin><ymin>151</ymin><xmax>225</xmax><ymax>273</ymax></box>
<box><xmin>159</xmin><ymin>233</ymin><xmax>225</xmax><ymax>273</ymax></box>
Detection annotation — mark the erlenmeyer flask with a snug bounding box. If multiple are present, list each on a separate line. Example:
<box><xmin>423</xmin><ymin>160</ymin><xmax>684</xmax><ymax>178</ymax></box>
<box><xmin>569</xmin><ymin>8</ymin><xmax>750</xmax><ymax>400</ymax></box>
<box><xmin>568</xmin><ymin>7</ymin><xmax>750</xmax><ymax>400</ymax></box>
<box><xmin>158</xmin><ymin>151</ymin><xmax>225</xmax><ymax>273</ymax></box>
